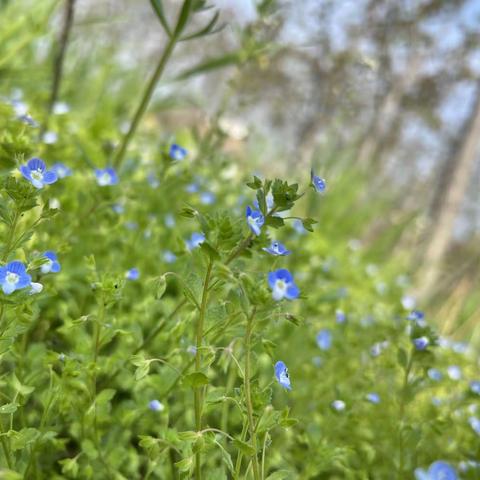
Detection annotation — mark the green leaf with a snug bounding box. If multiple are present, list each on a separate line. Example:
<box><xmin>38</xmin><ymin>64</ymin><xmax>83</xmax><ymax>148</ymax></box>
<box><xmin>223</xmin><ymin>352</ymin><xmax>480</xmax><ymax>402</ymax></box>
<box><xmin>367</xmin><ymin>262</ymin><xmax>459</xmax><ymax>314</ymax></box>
<box><xmin>181</xmin><ymin>10</ymin><xmax>222</xmax><ymax>42</ymax></box>
<box><xmin>200</xmin><ymin>241</ymin><xmax>220</xmax><ymax>261</ymax></box>
<box><xmin>183</xmin><ymin>371</ymin><xmax>209</xmax><ymax>388</ymax></box>
<box><xmin>150</xmin><ymin>0</ymin><xmax>172</xmax><ymax>36</ymax></box>
<box><xmin>246</xmin><ymin>176</ymin><xmax>263</xmax><ymax>190</ymax></box>
<box><xmin>59</xmin><ymin>456</ymin><xmax>79</xmax><ymax>478</ymax></box>
<box><xmin>301</xmin><ymin>217</ymin><xmax>317</xmax><ymax>232</ymax></box>
<box><xmin>175</xmin><ymin>456</ymin><xmax>193</xmax><ymax>472</ymax></box>
<box><xmin>265</xmin><ymin>216</ymin><xmax>284</xmax><ymax>228</ymax></box>
<box><xmin>96</xmin><ymin>389</ymin><xmax>116</xmax><ymax>405</ymax></box>
<box><xmin>173</xmin><ymin>0</ymin><xmax>193</xmax><ymax>38</ymax></box>
<box><xmin>9</xmin><ymin>428</ymin><xmax>40</xmax><ymax>450</ymax></box>
<box><xmin>135</xmin><ymin>362</ymin><xmax>151</xmax><ymax>381</ymax></box>
<box><xmin>155</xmin><ymin>274</ymin><xmax>168</xmax><ymax>300</ymax></box>
<box><xmin>232</xmin><ymin>438</ymin><xmax>256</xmax><ymax>457</ymax></box>
<box><xmin>0</xmin><ymin>403</ymin><xmax>18</xmax><ymax>414</ymax></box>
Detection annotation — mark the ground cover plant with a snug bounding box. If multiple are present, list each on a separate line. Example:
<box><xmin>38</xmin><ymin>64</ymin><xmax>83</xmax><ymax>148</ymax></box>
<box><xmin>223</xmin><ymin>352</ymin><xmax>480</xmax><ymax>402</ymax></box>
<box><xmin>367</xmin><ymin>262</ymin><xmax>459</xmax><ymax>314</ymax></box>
<box><xmin>0</xmin><ymin>1</ymin><xmax>479</xmax><ymax>479</ymax></box>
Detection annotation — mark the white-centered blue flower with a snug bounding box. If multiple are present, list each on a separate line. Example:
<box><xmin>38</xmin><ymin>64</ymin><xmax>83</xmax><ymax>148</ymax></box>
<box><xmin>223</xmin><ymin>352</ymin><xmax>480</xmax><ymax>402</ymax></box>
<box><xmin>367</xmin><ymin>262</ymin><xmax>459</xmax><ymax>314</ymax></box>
<box><xmin>263</xmin><ymin>241</ymin><xmax>290</xmax><ymax>256</ymax></box>
<box><xmin>41</xmin><ymin>251</ymin><xmax>61</xmax><ymax>274</ymax></box>
<box><xmin>447</xmin><ymin>365</ymin><xmax>462</xmax><ymax>381</ymax></box>
<box><xmin>316</xmin><ymin>329</ymin><xmax>332</xmax><ymax>350</ymax></box>
<box><xmin>163</xmin><ymin>251</ymin><xmax>177</xmax><ymax>263</ymax></box>
<box><xmin>246</xmin><ymin>206</ymin><xmax>264</xmax><ymax>236</ymax></box>
<box><xmin>274</xmin><ymin>361</ymin><xmax>291</xmax><ymax>390</ymax></box>
<box><xmin>268</xmin><ymin>269</ymin><xmax>299</xmax><ymax>301</ymax></box>
<box><xmin>413</xmin><ymin>336</ymin><xmax>429</xmax><ymax>351</ymax></box>
<box><xmin>428</xmin><ymin>368</ymin><xmax>443</xmax><ymax>382</ymax></box>
<box><xmin>169</xmin><ymin>144</ymin><xmax>187</xmax><ymax>161</ymax></box>
<box><xmin>331</xmin><ymin>400</ymin><xmax>346</xmax><ymax>411</ymax></box>
<box><xmin>125</xmin><ymin>268</ymin><xmax>139</xmax><ymax>281</ymax></box>
<box><xmin>414</xmin><ymin>461</ymin><xmax>457</xmax><ymax>480</ymax></box>
<box><xmin>336</xmin><ymin>309</ymin><xmax>346</xmax><ymax>323</ymax></box>
<box><xmin>51</xmin><ymin>162</ymin><xmax>72</xmax><ymax>179</ymax></box>
<box><xmin>20</xmin><ymin>158</ymin><xmax>58</xmax><ymax>189</ymax></box>
<box><xmin>0</xmin><ymin>261</ymin><xmax>32</xmax><ymax>295</ymax></box>
<box><xmin>311</xmin><ymin>169</ymin><xmax>326</xmax><ymax>193</ymax></box>
<box><xmin>149</xmin><ymin>399</ymin><xmax>165</xmax><ymax>412</ymax></box>
<box><xmin>186</xmin><ymin>232</ymin><xmax>205</xmax><ymax>251</ymax></box>
<box><xmin>95</xmin><ymin>167</ymin><xmax>118</xmax><ymax>186</ymax></box>
<box><xmin>200</xmin><ymin>191</ymin><xmax>216</xmax><ymax>205</ymax></box>
<box><xmin>366</xmin><ymin>393</ymin><xmax>380</xmax><ymax>404</ymax></box>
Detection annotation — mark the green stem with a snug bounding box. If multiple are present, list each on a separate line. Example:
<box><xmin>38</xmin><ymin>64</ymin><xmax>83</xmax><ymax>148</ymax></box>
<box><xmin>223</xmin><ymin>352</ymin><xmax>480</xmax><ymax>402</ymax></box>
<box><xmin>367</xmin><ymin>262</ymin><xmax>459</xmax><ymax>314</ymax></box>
<box><xmin>0</xmin><ymin>418</ymin><xmax>12</xmax><ymax>469</ymax></box>
<box><xmin>244</xmin><ymin>307</ymin><xmax>260</xmax><ymax>480</ymax></box>
<box><xmin>194</xmin><ymin>259</ymin><xmax>214</xmax><ymax>479</ymax></box>
<box><xmin>234</xmin><ymin>422</ymin><xmax>248</xmax><ymax>479</ymax></box>
<box><xmin>112</xmin><ymin>35</ymin><xmax>177</xmax><ymax>170</ymax></box>
<box><xmin>397</xmin><ymin>350</ymin><xmax>414</xmax><ymax>478</ymax></box>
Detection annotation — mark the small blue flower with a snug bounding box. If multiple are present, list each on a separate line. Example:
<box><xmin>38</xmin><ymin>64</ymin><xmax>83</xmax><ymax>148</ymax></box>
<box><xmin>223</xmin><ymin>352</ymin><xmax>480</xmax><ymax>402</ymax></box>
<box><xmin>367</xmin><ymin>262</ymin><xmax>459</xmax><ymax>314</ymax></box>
<box><xmin>51</xmin><ymin>162</ymin><xmax>71</xmax><ymax>179</ymax></box>
<box><xmin>469</xmin><ymin>416</ymin><xmax>480</xmax><ymax>436</ymax></box>
<box><xmin>125</xmin><ymin>268</ymin><xmax>139</xmax><ymax>281</ymax></box>
<box><xmin>163</xmin><ymin>251</ymin><xmax>177</xmax><ymax>263</ymax></box>
<box><xmin>447</xmin><ymin>365</ymin><xmax>462</xmax><ymax>381</ymax></box>
<box><xmin>20</xmin><ymin>158</ymin><xmax>58</xmax><ymax>189</ymax></box>
<box><xmin>408</xmin><ymin>310</ymin><xmax>427</xmax><ymax>327</ymax></box>
<box><xmin>112</xmin><ymin>203</ymin><xmax>124</xmax><ymax>214</ymax></box>
<box><xmin>164</xmin><ymin>214</ymin><xmax>175</xmax><ymax>228</ymax></box>
<box><xmin>413</xmin><ymin>336</ymin><xmax>429</xmax><ymax>351</ymax></box>
<box><xmin>0</xmin><ymin>261</ymin><xmax>32</xmax><ymax>295</ymax></box>
<box><xmin>292</xmin><ymin>219</ymin><xmax>307</xmax><ymax>235</ymax></box>
<box><xmin>149</xmin><ymin>400</ymin><xmax>165</xmax><ymax>412</ymax></box>
<box><xmin>268</xmin><ymin>269</ymin><xmax>299</xmax><ymax>301</ymax></box>
<box><xmin>246</xmin><ymin>206</ymin><xmax>264</xmax><ymax>236</ymax></box>
<box><xmin>186</xmin><ymin>232</ymin><xmax>205</xmax><ymax>251</ymax></box>
<box><xmin>331</xmin><ymin>400</ymin><xmax>346</xmax><ymax>411</ymax></box>
<box><xmin>470</xmin><ymin>381</ymin><xmax>480</xmax><ymax>395</ymax></box>
<box><xmin>274</xmin><ymin>361</ymin><xmax>291</xmax><ymax>390</ymax></box>
<box><xmin>335</xmin><ymin>309</ymin><xmax>346</xmax><ymax>323</ymax></box>
<box><xmin>169</xmin><ymin>144</ymin><xmax>187</xmax><ymax>161</ymax></box>
<box><xmin>95</xmin><ymin>167</ymin><xmax>118</xmax><ymax>186</ymax></box>
<box><xmin>366</xmin><ymin>393</ymin><xmax>380</xmax><ymax>404</ymax></box>
<box><xmin>263</xmin><ymin>241</ymin><xmax>291</xmax><ymax>256</ymax></box>
<box><xmin>254</xmin><ymin>192</ymin><xmax>274</xmax><ymax>212</ymax></box>
<box><xmin>311</xmin><ymin>169</ymin><xmax>326</xmax><ymax>193</ymax></box>
<box><xmin>147</xmin><ymin>173</ymin><xmax>160</xmax><ymax>188</ymax></box>
<box><xmin>200</xmin><ymin>191</ymin><xmax>216</xmax><ymax>205</ymax></box>
<box><xmin>428</xmin><ymin>368</ymin><xmax>443</xmax><ymax>381</ymax></box>
<box><xmin>186</xmin><ymin>183</ymin><xmax>200</xmax><ymax>193</ymax></box>
<box><xmin>316</xmin><ymin>329</ymin><xmax>332</xmax><ymax>350</ymax></box>
<box><xmin>414</xmin><ymin>461</ymin><xmax>457</xmax><ymax>480</ymax></box>
<box><xmin>29</xmin><ymin>282</ymin><xmax>43</xmax><ymax>295</ymax></box>
<box><xmin>41</xmin><ymin>251</ymin><xmax>61</xmax><ymax>274</ymax></box>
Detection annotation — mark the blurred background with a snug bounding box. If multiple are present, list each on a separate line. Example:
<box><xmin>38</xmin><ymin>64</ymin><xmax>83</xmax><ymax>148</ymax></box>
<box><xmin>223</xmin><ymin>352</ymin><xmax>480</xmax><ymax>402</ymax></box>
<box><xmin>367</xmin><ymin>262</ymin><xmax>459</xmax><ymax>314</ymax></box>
<box><xmin>1</xmin><ymin>0</ymin><xmax>480</xmax><ymax>343</ymax></box>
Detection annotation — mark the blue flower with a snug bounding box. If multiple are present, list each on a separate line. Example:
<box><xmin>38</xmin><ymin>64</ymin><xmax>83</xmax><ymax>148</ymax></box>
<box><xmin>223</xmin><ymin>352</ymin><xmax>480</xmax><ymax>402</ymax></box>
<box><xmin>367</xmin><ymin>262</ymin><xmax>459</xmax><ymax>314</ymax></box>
<box><xmin>0</xmin><ymin>261</ymin><xmax>32</xmax><ymax>295</ymax></box>
<box><xmin>366</xmin><ymin>393</ymin><xmax>380</xmax><ymax>404</ymax></box>
<box><xmin>254</xmin><ymin>192</ymin><xmax>274</xmax><ymax>212</ymax></box>
<box><xmin>20</xmin><ymin>158</ymin><xmax>58</xmax><ymax>189</ymax></box>
<box><xmin>41</xmin><ymin>251</ymin><xmax>61</xmax><ymax>274</ymax></box>
<box><xmin>408</xmin><ymin>310</ymin><xmax>427</xmax><ymax>327</ymax></box>
<box><xmin>469</xmin><ymin>417</ymin><xmax>480</xmax><ymax>436</ymax></box>
<box><xmin>336</xmin><ymin>309</ymin><xmax>346</xmax><ymax>323</ymax></box>
<box><xmin>200</xmin><ymin>191</ymin><xmax>216</xmax><ymax>205</ymax></box>
<box><xmin>268</xmin><ymin>269</ymin><xmax>299</xmax><ymax>301</ymax></box>
<box><xmin>246</xmin><ymin>206</ymin><xmax>264</xmax><ymax>236</ymax></box>
<box><xmin>147</xmin><ymin>173</ymin><xmax>160</xmax><ymax>189</ymax></box>
<box><xmin>413</xmin><ymin>336</ymin><xmax>429</xmax><ymax>351</ymax></box>
<box><xmin>149</xmin><ymin>399</ymin><xmax>165</xmax><ymax>412</ymax></box>
<box><xmin>316</xmin><ymin>329</ymin><xmax>332</xmax><ymax>350</ymax></box>
<box><xmin>428</xmin><ymin>368</ymin><xmax>443</xmax><ymax>381</ymax></box>
<box><xmin>163</xmin><ymin>251</ymin><xmax>177</xmax><ymax>263</ymax></box>
<box><xmin>51</xmin><ymin>162</ymin><xmax>71</xmax><ymax>179</ymax></box>
<box><xmin>125</xmin><ymin>268</ymin><xmax>139</xmax><ymax>281</ymax></box>
<box><xmin>112</xmin><ymin>203</ymin><xmax>125</xmax><ymax>214</ymax></box>
<box><xmin>186</xmin><ymin>232</ymin><xmax>205</xmax><ymax>250</ymax></box>
<box><xmin>95</xmin><ymin>167</ymin><xmax>118</xmax><ymax>186</ymax></box>
<box><xmin>470</xmin><ymin>380</ymin><xmax>480</xmax><ymax>395</ymax></box>
<box><xmin>274</xmin><ymin>361</ymin><xmax>291</xmax><ymax>390</ymax></box>
<box><xmin>292</xmin><ymin>219</ymin><xmax>307</xmax><ymax>235</ymax></box>
<box><xmin>186</xmin><ymin>183</ymin><xmax>200</xmax><ymax>193</ymax></box>
<box><xmin>414</xmin><ymin>461</ymin><xmax>457</xmax><ymax>480</ymax></box>
<box><xmin>447</xmin><ymin>365</ymin><xmax>462</xmax><ymax>380</ymax></box>
<box><xmin>311</xmin><ymin>169</ymin><xmax>326</xmax><ymax>193</ymax></box>
<box><xmin>331</xmin><ymin>400</ymin><xmax>346</xmax><ymax>411</ymax></box>
<box><xmin>263</xmin><ymin>241</ymin><xmax>291</xmax><ymax>256</ymax></box>
<box><xmin>164</xmin><ymin>214</ymin><xmax>175</xmax><ymax>228</ymax></box>
<box><xmin>169</xmin><ymin>144</ymin><xmax>187</xmax><ymax>161</ymax></box>
<box><xmin>29</xmin><ymin>282</ymin><xmax>43</xmax><ymax>295</ymax></box>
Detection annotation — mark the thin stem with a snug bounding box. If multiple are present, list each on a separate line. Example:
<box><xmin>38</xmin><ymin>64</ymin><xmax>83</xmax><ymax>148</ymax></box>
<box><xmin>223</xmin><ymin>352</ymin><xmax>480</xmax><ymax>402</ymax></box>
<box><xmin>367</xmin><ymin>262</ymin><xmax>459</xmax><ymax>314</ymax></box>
<box><xmin>0</xmin><ymin>418</ymin><xmax>12</xmax><ymax>469</ymax></box>
<box><xmin>112</xmin><ymin>35</ymin><xmax>177</xmax><ymax>170</ymax></box>
<box><xmin>244</xmin><ymin>307</ymin><xmax>260</xmax><ymax>480</ymax></box>
<box><xmin>234</xmin><ymin>422</ymin><xmax>248</xmax><ymax>479</ymax></box>
<box><xmin>194</xmin><ymin>259</ymin><xmax>214</xmax><ymax>479</ymax></box>
<box><xmin>41</xmin><ymin>0</ymin><xmax>76</xmax><ymax>136</ymax></box>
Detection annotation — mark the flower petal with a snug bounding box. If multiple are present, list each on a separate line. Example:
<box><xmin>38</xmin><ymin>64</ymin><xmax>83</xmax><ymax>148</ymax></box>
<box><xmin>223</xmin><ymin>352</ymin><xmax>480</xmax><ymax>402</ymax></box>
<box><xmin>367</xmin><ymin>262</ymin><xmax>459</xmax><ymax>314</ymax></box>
<box><xmin>42</xmin><ymin>170</ymin><xmax>58</xmax><ymax>185</ymax></box>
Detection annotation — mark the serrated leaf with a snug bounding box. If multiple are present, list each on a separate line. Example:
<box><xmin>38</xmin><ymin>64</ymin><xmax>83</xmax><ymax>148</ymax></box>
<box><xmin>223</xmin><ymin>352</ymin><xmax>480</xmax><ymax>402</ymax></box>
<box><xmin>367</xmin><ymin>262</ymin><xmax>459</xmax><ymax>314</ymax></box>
<box><xmin>9</xmin><ymin>428</ymin><xmax>40</xmax><ymax>450</ymax></box>
<box><xmin>232</xmin><ymin>438</ymin><xmax>256</xmax><ymax>457</ymax></box>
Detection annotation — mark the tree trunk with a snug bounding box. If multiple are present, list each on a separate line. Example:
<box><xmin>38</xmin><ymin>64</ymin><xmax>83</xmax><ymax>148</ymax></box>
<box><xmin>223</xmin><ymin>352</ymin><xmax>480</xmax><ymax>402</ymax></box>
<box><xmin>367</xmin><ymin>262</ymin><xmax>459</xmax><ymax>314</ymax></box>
<box><xmin>417</xmin><ymin>81</ymin><xmax>480</xmax><ymax>299</ymax></box>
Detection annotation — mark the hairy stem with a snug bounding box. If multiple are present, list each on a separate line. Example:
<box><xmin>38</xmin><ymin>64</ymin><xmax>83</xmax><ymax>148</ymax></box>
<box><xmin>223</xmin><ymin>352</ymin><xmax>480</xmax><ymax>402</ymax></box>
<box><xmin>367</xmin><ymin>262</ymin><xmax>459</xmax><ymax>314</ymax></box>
<box><xmin>194</xmin><ymin>259</ymin><xmax>214</xmax><ymax>479</ymax></box>
<box><xmin>244</xmin><ymin>307</ymin><xmax>260</xmax><ymax>480</ymax></box>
